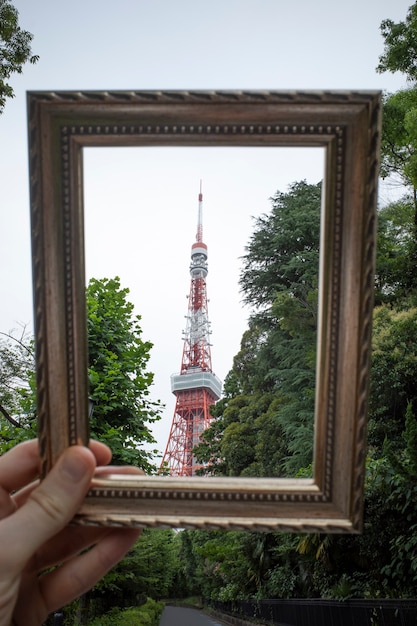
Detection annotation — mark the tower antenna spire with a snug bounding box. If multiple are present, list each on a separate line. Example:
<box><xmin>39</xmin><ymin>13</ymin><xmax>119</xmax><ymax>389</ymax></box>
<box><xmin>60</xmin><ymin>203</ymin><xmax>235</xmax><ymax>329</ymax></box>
<box><xmin>196</xmin><ymin>179</ymin><xmax>203</xmax><ymax>243</ymax></box>
<box><xmin>160</xmin><ymin>184</ymin><xmax>222</xmax><ymax>476</ymax></box>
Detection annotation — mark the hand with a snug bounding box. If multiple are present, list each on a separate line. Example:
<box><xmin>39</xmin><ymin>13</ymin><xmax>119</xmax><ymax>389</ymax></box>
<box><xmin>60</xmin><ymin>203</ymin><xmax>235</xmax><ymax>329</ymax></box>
<box><xmin>0</xmin><ymin>439</ymin><xmax>142</xmax><ymax>626</ymax></box>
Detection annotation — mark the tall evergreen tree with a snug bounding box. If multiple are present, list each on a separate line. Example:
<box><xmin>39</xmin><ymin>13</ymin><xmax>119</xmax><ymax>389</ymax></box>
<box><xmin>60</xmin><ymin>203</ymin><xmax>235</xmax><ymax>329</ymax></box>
<box><xmin>195</xmin><ymin>181</ymin><xmax>321</xmax><ymax>477</ymax></box>
<box><xmin>240</xmin><ymin>180</ymin><xmax>321</xmax><ymax>313</ymax></box>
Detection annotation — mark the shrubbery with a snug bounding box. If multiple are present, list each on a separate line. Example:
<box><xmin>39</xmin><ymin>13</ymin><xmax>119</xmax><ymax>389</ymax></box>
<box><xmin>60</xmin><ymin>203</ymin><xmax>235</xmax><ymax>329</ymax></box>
<box><xmin>89</xmin><ymin>598</ymin><xmax>163</xmax><ymax>626</ymax></box>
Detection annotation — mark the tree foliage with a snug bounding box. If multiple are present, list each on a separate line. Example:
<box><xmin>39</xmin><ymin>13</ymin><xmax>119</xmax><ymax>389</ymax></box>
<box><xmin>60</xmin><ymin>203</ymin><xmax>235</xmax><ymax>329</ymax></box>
<box><xmin>377</xmin><ymin>2</ymin><xmax>417</xmax><ymax>83</ymax></box>
<box><xmin>195</xmin><ymin>181</ymin><xmax>320</xmax><ymax>478</ymax></box>
<box><xmin>375</xmin><ymin>198</ymin><xmax>417</xmax><ymax>304</ymax></box>
<box><xmin>0</xmin><ymin>329</ymin><xmax>36</xmax><ymax>449</ymax></box>
<box><xmin>91</xmin><ymin>529</ymin><xmax>179</xmax><ymax>610</ymax></box>
<box><xmin>379</xmin><ymin>89</ymin><xmax>417</xmax><ymax>207</ymax></box>
<box><xmin>87</xmin><ymin>277</ymin><xmax>162</xmax><ymax>470</ymax></box>
<box><xmin>376</xmin><ymin>2</ymin><xmax>417</xmax><ymax>212</ymax></box>
<box><xmin>89</xmin><ymin>600</ymin><xmax>163</xmax><ymax>626</ymax></box>
<box><xmin>368</xmin><ymin>306</ymin><xmax>417</xmax><ymax>452</ymax></box>
<box><xmin>238</xmin><ymin>180</ymin><xmax>320</xmax><ymax>473</ymax></box>
<box><xmin>0</xmin><ymin>0</ymin><xmax>38</xmax><ymax>113</ymax></box>
<box><xmin>380</xmin><ymin>403</ymin><xmax>417</xmax><ymax>593</ymax></box>
<box><xmin>240</xmin><ymin>180</ymin><xmax>321</xmax><ymax>312</ymax></box>
<box><xmin>0</xmin><ymin>278</ymin><xmax>163</xmax><ymax>469</ymax></box>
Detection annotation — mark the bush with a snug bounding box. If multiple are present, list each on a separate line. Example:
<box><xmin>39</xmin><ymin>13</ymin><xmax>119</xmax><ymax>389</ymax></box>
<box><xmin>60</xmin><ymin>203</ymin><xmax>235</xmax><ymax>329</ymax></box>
<box><xmin>89</xmin><ymin>598</ymin><xmax>164</xmax><ymax>626</ymax></box>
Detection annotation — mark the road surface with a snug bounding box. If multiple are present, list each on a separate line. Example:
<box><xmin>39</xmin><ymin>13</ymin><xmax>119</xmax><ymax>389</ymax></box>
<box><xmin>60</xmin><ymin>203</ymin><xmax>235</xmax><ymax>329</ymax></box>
<box><xmin>159</xmin><ymin>606</ymin><xmax>228</xmax><ymax>626</ymax></box>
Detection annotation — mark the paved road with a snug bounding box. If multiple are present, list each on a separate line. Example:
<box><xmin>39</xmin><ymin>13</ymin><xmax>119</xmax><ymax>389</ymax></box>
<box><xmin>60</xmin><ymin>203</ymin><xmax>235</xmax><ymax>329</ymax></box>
<box><xmin>159</xmin><ymin>606</ymin><xmax>227</xmax><ymax>626</ymax></box>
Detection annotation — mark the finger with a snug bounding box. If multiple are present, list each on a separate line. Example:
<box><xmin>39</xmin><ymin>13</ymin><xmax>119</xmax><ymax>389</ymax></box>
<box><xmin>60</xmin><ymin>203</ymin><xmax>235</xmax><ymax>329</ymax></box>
<box><xmin>30</xmin><ymin>525</ymin><xmax>110</xmax><ymax>573</ymax></box>
<box><xmin>0</xmin><ymin>438</ymin><xmax>111</xmax><ymax>490</ymax></box>
<box><xmin>88</xmin><ymin>440</ymin><xmax>112</xmax><ymax>466</ymax></box>
<box><xmin>27</xmin><ymin>467</ymin><xmax>144</xmax><ymax>571</ymax></box>
<box><xmin>0</xmin><ymin>487</ymin><xmax>17</xmax><ymax>520</ymax></box>
<box><xmin>11</xmin><ymin>465</ymin><xmax>143</xmax><ymax>570</ymax></box>
<box><xmin>0</xmin><ymin>446</ymin><xmax>96</xmax><ymax>572</ymax></box>
<box><xmin>0</xmin><ymin>440</ymin><xmax>40</xmax><ymax>492</ymax></box>
<box><xmin>38</xmin><ymin>527</ymin><xmax>141</xmax><ymax>614</ymax></box>
<box><xmin>11</xmin><ymin>480</ymin><xmax>39</xmax><ymax>510</ymax></box>
<box><xmin>13</xmin><ymin>466</ymin><xmax>143</xmax><ymax>507</ymax></box>
<box><xmin>0</xmin><ymin>439</ymin><xmax>110</xmax><ymax>496</ymax></box>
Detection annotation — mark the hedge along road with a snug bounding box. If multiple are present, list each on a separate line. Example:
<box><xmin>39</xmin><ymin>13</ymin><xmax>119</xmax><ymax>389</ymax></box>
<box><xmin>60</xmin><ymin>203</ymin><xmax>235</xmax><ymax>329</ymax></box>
<box><xmin>159</xmin><ymin>606</ymin><xmax>228</xmax><ymax>625</ymax></box>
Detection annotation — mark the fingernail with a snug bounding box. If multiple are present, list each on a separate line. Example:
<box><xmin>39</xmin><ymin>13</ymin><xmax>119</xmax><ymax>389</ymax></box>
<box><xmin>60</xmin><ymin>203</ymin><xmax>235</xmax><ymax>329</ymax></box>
<box><xmin>60</xmin><ymin>449</ymin><xmax>91</xmax><ymax>482</ymax></box>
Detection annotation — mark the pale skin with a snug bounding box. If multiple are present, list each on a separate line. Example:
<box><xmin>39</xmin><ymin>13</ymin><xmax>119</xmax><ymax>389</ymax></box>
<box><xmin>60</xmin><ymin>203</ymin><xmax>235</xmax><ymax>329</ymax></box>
<box><xmin>0</xmin><ymin>439</ymin><xmax>142</xmax><ymax>626</ymax></box>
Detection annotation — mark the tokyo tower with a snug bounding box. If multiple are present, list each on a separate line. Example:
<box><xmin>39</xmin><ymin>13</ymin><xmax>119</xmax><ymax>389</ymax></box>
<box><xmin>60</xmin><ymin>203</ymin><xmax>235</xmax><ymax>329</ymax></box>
<box><xmin>160</xmin><ymin>183</ymin><xmax>222</xmax><ymax>476</ymax></box>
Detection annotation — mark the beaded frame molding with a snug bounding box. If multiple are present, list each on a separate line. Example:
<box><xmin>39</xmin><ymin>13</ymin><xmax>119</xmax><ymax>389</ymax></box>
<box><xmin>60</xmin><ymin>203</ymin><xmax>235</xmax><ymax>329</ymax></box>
<box><xmin>27</xmin><ymin>90</ymin><xmax>381</xmax><ymax>532</ymax></box>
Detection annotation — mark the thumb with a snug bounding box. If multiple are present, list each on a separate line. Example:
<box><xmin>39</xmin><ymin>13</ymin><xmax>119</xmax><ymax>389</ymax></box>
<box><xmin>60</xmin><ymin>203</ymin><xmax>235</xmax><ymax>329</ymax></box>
<box><xmin>3</xmin><ymin>446</ymin><xmax>96</xmax><ymax>570</ymax></box>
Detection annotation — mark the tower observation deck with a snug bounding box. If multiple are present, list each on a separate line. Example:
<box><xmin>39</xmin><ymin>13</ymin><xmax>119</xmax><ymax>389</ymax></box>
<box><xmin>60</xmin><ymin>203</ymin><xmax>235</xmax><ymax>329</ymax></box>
<box><xmin>160</xmin><ymin>184</ymin><xmax>221</xmax><ymax>476</ymax></box>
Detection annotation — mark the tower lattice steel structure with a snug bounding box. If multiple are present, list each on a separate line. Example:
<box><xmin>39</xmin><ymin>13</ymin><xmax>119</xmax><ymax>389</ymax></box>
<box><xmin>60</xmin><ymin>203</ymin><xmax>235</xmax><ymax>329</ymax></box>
<box><xmin>160</xmin><ymin>184</ymin><xmax>221</xmax><ymax>476</ymax></box>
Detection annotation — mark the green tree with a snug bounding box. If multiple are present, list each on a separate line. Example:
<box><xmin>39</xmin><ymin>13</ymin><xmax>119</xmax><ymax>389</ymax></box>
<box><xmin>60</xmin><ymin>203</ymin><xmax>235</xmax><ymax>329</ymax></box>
<box><xmin>377</xmin><ymin>2</ymin><xmax>417</xmax><ymax>83</ymax></box>
<box><xmin>179</xmin><ymin>529</ymin><xmax>312</xmax><ymax>601</ymax></box>
<box><xmin>240</xmin><ymin>180</ymin><xmax>321</xmax><ymax>312</ymax></box>
<box><xmin>368</xmin><ymin>306</ymin><xmax>417</xmax><ymax>452</ymax></box>
<box><xmin>0</xmin><ymin>329</ymin><xmax>36</xmax><ymax>449</ymax></box>
<box><xmin>0</xmin><ymin>0</ymin><xmax>38</xmax><ymax>113</ymax></box>
<box><xmin>87</xmin><ymin>277</ymin><xmax>162</xmax><ymax>471</ymax></box>
<box><xmin>180</xmin><ymin>530</ymin><xmax>255</xmax><ymax>600</ymax></box>
<box><xmin>378</xmin><ymin>89</ymin><xmax>417</xmax><ymax>207</ymax></box>
<box><xmin>293</xmin><ymin>302</ymin><xmax>417</xmax><ymax>600</ymax></box>
<box><xmin>196</xmin><ymin>181</ymin><xmax>320</xmax><ymax>477</ymax></box>
<box><xmin>294</xmin><ymin>413</ymin><xmax>417</xmax><ymax>600</ymax></box>
<box><xmin>91</xmin><ymin>529</ymin><xmax>179</xmax><ymax>613</ymax></box>
<box><xmin>196</xmin><ymin>388</ymin><xmax>286</xmax><ymax>478</ymax></box>
<box><xmin>375</xmin><ymin>198</ymin><xmax>417</xmax><ymax>304</ymax></box>
<box><xmin>0</xmin><ymin>278</ymin><xmax>162</xmax><ymax>467</ymax></box>
<box><xmin>380</xmin><ymin>402</ymin><xmax>417</xmax><ymax>595</ymax></box>
<box><xmin>240</xmin><ymin>181</ymin><xmax>320</xmax><ymax>473</ymax></box>
<box><xmin>376</xmin><ymin>3</ymin><xmax>417</xmax><ymax>210</ymax></box>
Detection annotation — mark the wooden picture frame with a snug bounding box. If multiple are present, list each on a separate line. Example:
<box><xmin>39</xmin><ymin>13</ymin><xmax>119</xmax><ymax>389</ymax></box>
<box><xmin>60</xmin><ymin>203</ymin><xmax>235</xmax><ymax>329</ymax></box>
<box><xmin>27</xmin><ymin>90</ymin><xmax>381</xmax><ymax>532</ymax></box>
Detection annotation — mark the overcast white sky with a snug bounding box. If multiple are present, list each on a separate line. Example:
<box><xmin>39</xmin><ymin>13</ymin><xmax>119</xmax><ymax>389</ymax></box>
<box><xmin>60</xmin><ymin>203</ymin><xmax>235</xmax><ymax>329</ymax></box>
<box><xmin>0</xmin><ymin>0</ymin><xmax>412</xmax><ymax>457</ymax></box>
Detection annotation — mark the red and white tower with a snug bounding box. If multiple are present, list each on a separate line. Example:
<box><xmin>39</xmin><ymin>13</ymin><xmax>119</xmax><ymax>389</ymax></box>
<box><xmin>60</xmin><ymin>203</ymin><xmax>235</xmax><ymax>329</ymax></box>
<box><xmin>160</xmin><ymin>183</ymin><xmax>221</xmax><ymax>476</ymax></box>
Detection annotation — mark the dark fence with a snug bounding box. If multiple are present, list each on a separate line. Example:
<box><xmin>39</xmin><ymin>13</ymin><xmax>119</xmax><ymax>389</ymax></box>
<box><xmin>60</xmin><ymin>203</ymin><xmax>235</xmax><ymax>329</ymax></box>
<box><xmin>208</xmin><ymin>598</ymin><xmax>417</xmax><ymax>626</ymax></box>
